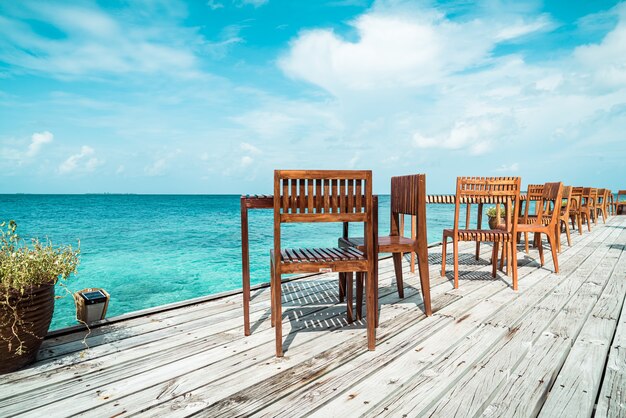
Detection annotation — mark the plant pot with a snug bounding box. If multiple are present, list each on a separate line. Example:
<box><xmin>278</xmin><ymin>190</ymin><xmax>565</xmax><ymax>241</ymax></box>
<box><xmin>488</xmin><ymin>216</ymin><xmax>502</xmax><ymax>229</ymax></box>
<box><xmin>0</xmin><ymin>283</ymin><xmax>55</xmax><ymax>374</ymax></box>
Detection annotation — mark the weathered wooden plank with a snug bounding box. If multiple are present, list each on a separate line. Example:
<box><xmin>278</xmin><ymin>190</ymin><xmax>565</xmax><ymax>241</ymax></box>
<box><xmin>0</xmin><ymin>262</ymin><xmax>408</xmax><ymax>403</ymax></box>
<box><xmin>1</xmin><ymin>243</ymin><xmax>488</xmax><ymax>389</ymax></box>
<box><xmin>280</xmin><ymin>225</ymin><xmax>602</xmax><ymax>418</ymax></box>
<box><xmin>409</xmin><ymin>224</ymin><xmax>621</xmax><ymax>417</ymax></box>
<box><xmin>539</xmin><ymin>247</ymin><xmax>626</xmax><ymax>418</ymax></box>
<box><xmin>478</xmin><ymin>228</ymin><xmax>626</xmax><ymax>418</ymax></box>
<box><xmin>3</xmin><ymin>260</ymin><xmax>450</xmax><ymax>416</ymax></box>
<box><xmin>0</xmin><ymin>216</ymin><xmax>623</xmax><ymax>418</ymax></box>
<box><xmin>595</xmin><ymin>265</ymin><xmax>626</xmax><ymax>418</ymax></box>
<box><xmin>59</xmin><ymin>243</ymin><xmax>508</xmax><ymax>416</ymax></box>
<box><xmin>254</xmin><ymin>233</ymin><xmax>585</xmax><ymax>418</ymax></box>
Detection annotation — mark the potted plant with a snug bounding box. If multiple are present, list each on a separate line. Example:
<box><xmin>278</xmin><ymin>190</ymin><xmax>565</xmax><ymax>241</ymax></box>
<box><xmin>486</xmin><ymin>206</ymin><xmax>505</xmax><ymax>229</ymax></box>
<box><xmin>0</xmin><ymin>220</ymin><xmax>79</xmax><ymax>374</ymax></box>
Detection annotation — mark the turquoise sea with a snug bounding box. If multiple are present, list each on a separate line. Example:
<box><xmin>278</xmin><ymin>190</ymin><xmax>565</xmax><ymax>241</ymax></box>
<box><xmin>2</xmin><ymin>194</ymin><xmax>467</xmax><ymax>330</ymax></box>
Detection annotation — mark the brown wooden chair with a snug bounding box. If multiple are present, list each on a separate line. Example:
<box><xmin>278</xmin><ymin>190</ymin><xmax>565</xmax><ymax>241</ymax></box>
<box><xmin>583</xmin><ymin>187</ymin><xmax>598</xmax><ymax>227</ymax></box>
<box><xmin>607</xmin><ymin>190</ymin><xmax>615</xmax><ymax>215</ymax></box>
<box><xmin>556</xmin><ymin>186</ymin><xmax>573</xmax><ymax>252</ymax></box>
<box><xmin>569</xmin><ymin>187</ymin><xmax>585</xmax><ymax>234</ymax></box>
<box><xmin>339</xmin><ymin>174</ymin><xmax>431</xmax><ymax>319</ymax></box>
<box><xmin>521</xmin><ymin>184</ymin><xmax>544</xmax><ymax>253</ymax></box>
<box><xmin>514</xmin><ymin>182</ymin><xmax>563</xmax><ymax>273</ymax></box>
<box><xmin>589</xmin><ymin>188</ymin><xmax>599</xmax><ymax>225</ymax></box>
<box><xmin>441</xmin><ymin>177</ymin><xmax>521</xmax><ymax>290</ymax></box>
<box><xmin>596</xmin><ymin>188</ymin><xmax>609</xmax><ymax>223</ymax></box>
<box><xmin>270</xmin><ymin>170</ymin><xmax>377</xmax><ymax>357</ymax></box>
<box><xmin>615</xmin><ymin>190</ymin><xmax>626</xmax><ymax>215</ymax></box>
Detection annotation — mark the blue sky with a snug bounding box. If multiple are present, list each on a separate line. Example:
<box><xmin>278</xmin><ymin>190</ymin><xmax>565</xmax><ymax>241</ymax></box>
<box><xmin>1</xmin><ymin>0</ymin><xmax>625</xmax><ymax>194</ymax></box>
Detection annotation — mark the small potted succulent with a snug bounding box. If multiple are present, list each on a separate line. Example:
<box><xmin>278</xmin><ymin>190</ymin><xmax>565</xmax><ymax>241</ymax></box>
<box><xmin>486</xmin><ymin>206</ymin><xmax>505</xmax><ymax>229</ymax></box>
<box><xmin>0</xmin><ymin>220</ymin><xmax>79</xmax><ymax>374</ymax></box>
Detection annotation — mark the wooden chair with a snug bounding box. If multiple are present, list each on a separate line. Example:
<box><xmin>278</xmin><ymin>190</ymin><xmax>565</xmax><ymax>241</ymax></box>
<box><xmin>615</xmin><ymin>190</ymin><xmax>626</xmax><ymax>215</ymax></box>
<box><xmin>569</xmin><ymin>187</ymin><xmax>585</xmax><ymax>234</ymax></box>
<box><xmin>339</xmin><ymin>174</ymin><xmax>431</xmax><ymax>319</ymax></box>
<box><xmin>556</xmin><ymin>186</ymin><xmax>573</xmax><ymax>252</ymax></box>
<box><xmin>596</xmin><ymin>188</ymin><xmax>609</xmax><ymax>223</ymax></box>
<box><xmin>521</xmin><ymin>184</ymin><xmax>544</xmax><ymax>253</ymax></box>
<box><xmin>589</xmin><ymin>188</ymin><xmax>599</xmax><ymax>225</ymax></box>
<box><xmin>571</xmin><ymin>187</ymin><xmax>593</xmax><ymax>233</ymax></box>
<box><xmin>270</xmin><ymin>170</ymin><xmax>377</xmax><ymax>357</ymax></box>
<box><xmin>441</xmin><ymin>177</ymin><xmax>521</xmax><ymax>290</ymax></box>
<box><xmin>607</xmin><ymin>190</ymin><xmax>615</xmax><ymax>215</ymax></box>
<box><xmin>514</xmin><ymin>182</ymin><xmax>563</xmax><ymax>273</ymax></box>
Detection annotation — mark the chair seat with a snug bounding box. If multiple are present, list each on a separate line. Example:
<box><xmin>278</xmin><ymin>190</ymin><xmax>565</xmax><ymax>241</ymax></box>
<box><xmin>443</xmin><ymin>228</ymin><xmax>512</xmax><ymax>242</ymax></box>
<box><xmin>339</xmin><ymin>236</ymin><xmax>414</xmax><ymax>253</ymax></box>
<box><xmin>524</xmin><ymin>215</ymin><xmax>552</xmax><ymax>225</ymax></box>
<box><xmin>276</xmin><ymin>247</ymin><xmax>365</xmax><ymax>264</ymax></box>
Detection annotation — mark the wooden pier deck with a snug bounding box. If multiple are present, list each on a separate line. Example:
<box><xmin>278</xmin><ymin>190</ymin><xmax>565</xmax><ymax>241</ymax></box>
<box><xmin>1</xmin><ymin>216</ymin><xmax>625</xmax><ymax>417</ymax></box>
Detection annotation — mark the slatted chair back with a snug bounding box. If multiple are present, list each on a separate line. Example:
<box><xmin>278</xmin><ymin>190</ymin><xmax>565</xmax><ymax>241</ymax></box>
<box><xmin>617</xmin><ymin>190</ymin><xmax>626</xmax><ymax>214</ymax></box>
<box><xmin>582</xmin><ymin>187</ymin><xmax>597</xmax><ymax>209</ymax></box>
<box><xmin>453</xmin><ymin>177</ymin><xmax>521</xmax><ymax>234</ymax></box>
<box><xmin>273</xmin><ymin>170</ymin><xmax>374</xmax><ymax>270</ymax></box>
<box><xmin>524</xmin><ymin>184</ymin><xmax>544</xmax><ymax>217</ymax></box>
<box><xmin>561</xmin><ymin>186</ymin><xmax>573</xmax><ymax>217</ymax></box>
<box><xmin>533</xmin><ymin>182</ymin><xmax>563</xmax><ymax>227</ymax></box>
<box><xmin>570</xmin><ymin>186</ymin><xmax>583</xmax><ymax>211</ymax></box>
<box><xmin>390</xmin><ymin>174</ymin><xmax>426</xmax><ymax>236</ymax></box>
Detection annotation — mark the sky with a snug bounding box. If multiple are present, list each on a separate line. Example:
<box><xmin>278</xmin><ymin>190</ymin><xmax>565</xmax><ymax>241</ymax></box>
<box><xmin>0</xmin><ymin>0</ymin><xmax>625</xmax><ymax>194</ymax></box>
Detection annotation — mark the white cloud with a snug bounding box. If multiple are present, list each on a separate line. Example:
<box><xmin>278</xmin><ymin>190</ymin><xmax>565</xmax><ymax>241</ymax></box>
<box><xmin>0</xmin><ymin>3</ymin><xmax>200</xmax><ymax>79</ymax></box>
<box><xmin>207</xmin><ymin>0</ymin><xmax>224</xmax><ymax>10</ymax></box>
<box><xmin>240</xmin><ymin>142</ymin><xmax>261</xmax><ymax>154</ymax></box>
<box><xmin>26</xmin><ymin>131</ymin><xmax>53</xmax><ymax>157</ymax></box>
<box><xmin>495</xmin><ymin>163</ymin><xmax>520</xmax><ymax>172</ymax></box>
<box><xmin>145</xmin><ymin>158</ymin><xmax>168</xmax><ymax>176</ymax></box>
<box><xmin>59</xmin><ymin>145</ymin><xmax>102</xmax><ymax>174</ymax></box>
<box><xmin>237</xmin><ymin>0</ymin><xmax>268</xmax><ymax>7</ymax></box>
<box><xmin>574</xmin><ymin>4</ymin><xmax>626</xmax><ymax>89</ymax></box>
<box><xmin>144</xmin><ymin>149</ymin><xmax>182</xmax><ymax>176</ymax></box>
<box><xmin>241</xmin><ymin>155</ymin><xmax>253</xmax><ymax>167</ymax></box>
<box><xmin>279</xmin><ymin>9</ymin><xmax>551</xmax><ymax>95</ymax></box>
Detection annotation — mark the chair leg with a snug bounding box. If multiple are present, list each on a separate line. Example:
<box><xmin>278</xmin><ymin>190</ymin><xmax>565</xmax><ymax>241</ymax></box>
<box><xmin>491</xmin><ymin>241</ymin><xmax>498</xmax><ymax>278</ymax></box>
<box><xmin>547</xmin><ymin>231</ymin><xmax>559</xmax><ymax>273</ymax></box>
<box><xmin>453</xmin><ymin>238</ymin><xmax>459</xmax><ymax>289</ymax></box>
<box><xmin>506</xmin><ymin>243</ymin><xmax>512</xmax><ymax>276</ymax></box>
<box><xmin>356</xmin><ymin>272</ymin><xmax>364</xmax><ymax>320</ymax></box>
<box><xmin>273</xmin><ymin>270</ymin><xmax>283</xmax><ymax>357</ymax></box>
<box><xmin>392</xmin><ymin>252</ymin><xmax>405</xmax><ymax>298</ymax></box>
<box><xmin>565</xmin><ymin>219</ymin><xmax>571</xmax><ymax>247</ymax></box>
<box><xmin>499</xmin><ymin>241</ymin><xmax>506</xmax><ymax>272</ymax></box>
<box><xmin>511</xmin><ymin>241</ymin><xmax>518</xmax><ymax>291</ymax></box>
<box><xmin>441</xmin><ymin>238</ymin><xmax>447</xmax><ymax>277</ymax></box>
<box><xmin>338</xmin><ymin>273</ymin><xmax>346</xmax><ymax>303</ymax></box>
<box><xmin>346</xmin><ymin>272</ymin><xmax>354</xmax><ymax>323</ymax></box>
<box><xmin>578</xmin><ymin>213</ymin><xmax>583</xmax><ymax>234</ymax></box>
<box><xmin>524</xmin><ymin>232</ymin><xmax>529</xmax><ymax>253</ymax></box>
<box><xmin>366</xmin><ymin>265</ymin><xmax>376</xmax><ymax>351</ymax></box>
<box><xmin>416</xmin><ymin>241</ymin><xmax>432</xmax><ymax>316</ymax></box>
<box><xmin>537</xmin><ymin>232</ymin><xmax>544</xmax><ymax>266</ymax></box>
<box><xmin>556</xmin><ymin>222</ymin><xmax>561</xmax><ymax>253</ymax></box>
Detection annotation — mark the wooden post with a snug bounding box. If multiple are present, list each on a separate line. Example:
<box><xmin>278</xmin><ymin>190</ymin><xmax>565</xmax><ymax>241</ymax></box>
<box><xmin>241</xmin><ymin>196</ymin><xmax>251</xmax><ymax>336</ymax></box>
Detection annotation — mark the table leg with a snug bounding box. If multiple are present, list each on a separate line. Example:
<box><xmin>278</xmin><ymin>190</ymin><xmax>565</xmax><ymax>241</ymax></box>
<box><xmin>241</xmin><ymin>197</ymin><xmax>251</xmax><ymax>336</ymax></box>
